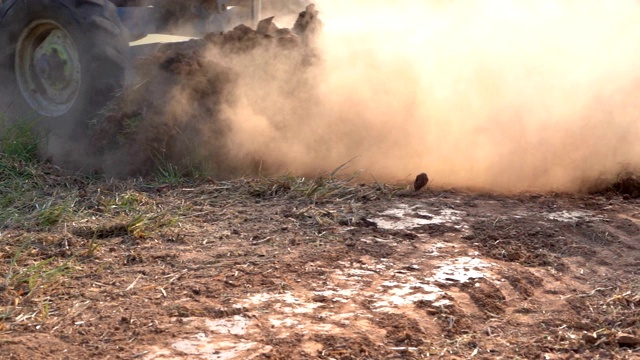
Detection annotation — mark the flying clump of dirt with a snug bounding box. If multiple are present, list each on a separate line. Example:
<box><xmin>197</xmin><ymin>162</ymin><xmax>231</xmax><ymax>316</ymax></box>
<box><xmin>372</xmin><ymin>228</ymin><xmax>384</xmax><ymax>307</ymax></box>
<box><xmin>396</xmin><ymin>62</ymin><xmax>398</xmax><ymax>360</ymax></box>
<box><xmin>90</xmin><ymin>5</ymin><xmax>321</xmax><ymax>178</ymax></box>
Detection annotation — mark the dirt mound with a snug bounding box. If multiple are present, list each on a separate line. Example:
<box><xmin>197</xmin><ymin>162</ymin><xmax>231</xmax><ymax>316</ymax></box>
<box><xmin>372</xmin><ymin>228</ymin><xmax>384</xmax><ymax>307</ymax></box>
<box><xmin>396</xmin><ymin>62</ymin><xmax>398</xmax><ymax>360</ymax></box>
<box><xmin>586</xmin><ymin>171</ymin><xmax>640</xmax><ymax>201</ymax></box>
<box><xmin>85</xmin><ymin>5</ymin><xmax>321</xmax><ymax>177</ymax></box>
<box><xmin>611</xmin><ymin>173</ymin><xmax>640</xmax><ymax>199</ymax></box>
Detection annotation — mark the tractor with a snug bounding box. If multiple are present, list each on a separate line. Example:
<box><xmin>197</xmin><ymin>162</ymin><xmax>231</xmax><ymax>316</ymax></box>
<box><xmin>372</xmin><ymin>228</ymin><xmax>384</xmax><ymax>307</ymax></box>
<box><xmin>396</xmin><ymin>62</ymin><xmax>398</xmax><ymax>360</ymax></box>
<box><xmin>0</xmin><ymin>0</ymin><xmax>276</xmax><ymax>142</ymax></box>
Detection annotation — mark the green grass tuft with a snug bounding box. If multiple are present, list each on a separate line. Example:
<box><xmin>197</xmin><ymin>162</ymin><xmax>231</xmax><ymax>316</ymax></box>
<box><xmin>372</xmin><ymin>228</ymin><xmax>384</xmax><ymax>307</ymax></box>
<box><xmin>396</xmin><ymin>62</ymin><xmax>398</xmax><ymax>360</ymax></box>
<box><xmin>35</xmin><ymin>201</ymin><xmax>70</xmax><ymax>228</ymax></box>
<box><xmin>0</xmin><ymin>113</ymin><xmax>42</xmax><ymax>163</ymax></box>
<box><xmin>154</xmin><ymin>158</ymin><xmax>185</xmax><ymax>185</ymax></box>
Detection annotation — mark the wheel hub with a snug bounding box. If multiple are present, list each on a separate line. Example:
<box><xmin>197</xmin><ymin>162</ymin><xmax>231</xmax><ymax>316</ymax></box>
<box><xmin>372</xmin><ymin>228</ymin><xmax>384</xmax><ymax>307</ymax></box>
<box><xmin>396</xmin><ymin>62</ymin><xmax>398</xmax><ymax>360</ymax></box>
<box><xmin>16</xmin><ymin>20</ymin><xmax>81</xmax><ymax>117</ymax></box>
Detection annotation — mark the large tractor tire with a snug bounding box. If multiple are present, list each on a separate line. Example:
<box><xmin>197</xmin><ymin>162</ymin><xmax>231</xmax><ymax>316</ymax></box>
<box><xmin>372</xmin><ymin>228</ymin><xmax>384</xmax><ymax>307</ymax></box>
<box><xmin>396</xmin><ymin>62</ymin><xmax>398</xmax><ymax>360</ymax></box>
<box><xmin>0</xmin><ymin>0</ymin><xmax>128</xmax><ymax>144</ymax></box>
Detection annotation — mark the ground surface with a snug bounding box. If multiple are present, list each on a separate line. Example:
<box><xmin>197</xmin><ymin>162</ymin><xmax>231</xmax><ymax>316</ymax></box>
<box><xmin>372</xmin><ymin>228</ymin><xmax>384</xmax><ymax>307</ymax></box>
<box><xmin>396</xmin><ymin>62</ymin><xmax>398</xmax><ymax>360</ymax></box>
<box><xmin>1</xmin><ymin>6</ymin><xmax>639</xmax><ymax>360</ymax></box>
<box><xmin>1</xmin><ymin>173</ymin><xmax>639</xmax><ymax>359</ymax></box>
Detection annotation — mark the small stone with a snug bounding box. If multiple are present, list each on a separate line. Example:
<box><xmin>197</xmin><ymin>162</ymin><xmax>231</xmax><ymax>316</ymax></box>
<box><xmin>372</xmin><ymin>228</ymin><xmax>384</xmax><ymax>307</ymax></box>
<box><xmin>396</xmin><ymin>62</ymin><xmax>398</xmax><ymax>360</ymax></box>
<box><xmin>461</xmin><ymin>233</ymin><xmax>476</xmax><ymax>240</ymax></box>
<box><xmin>616</xmin><ymin>333</ymin><xmax>640</xmax><ymax>347</ymax></box>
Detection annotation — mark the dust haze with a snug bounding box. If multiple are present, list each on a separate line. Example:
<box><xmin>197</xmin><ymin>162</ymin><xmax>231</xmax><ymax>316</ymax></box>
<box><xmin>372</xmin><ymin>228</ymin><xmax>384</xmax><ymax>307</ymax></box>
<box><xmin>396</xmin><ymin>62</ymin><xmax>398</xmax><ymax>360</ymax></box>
<box><xmin>184</xmin><ymin>0</ymin><xmax>640</xmax><ymax>192</ymax></box>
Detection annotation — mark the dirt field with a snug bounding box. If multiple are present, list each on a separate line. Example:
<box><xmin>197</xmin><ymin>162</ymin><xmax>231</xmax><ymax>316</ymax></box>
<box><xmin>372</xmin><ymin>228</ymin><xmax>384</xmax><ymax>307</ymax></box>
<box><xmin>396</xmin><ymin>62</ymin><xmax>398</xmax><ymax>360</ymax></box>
<box><xmin>0</xmin><ymin>169</ymin><xmax>639</xmax><ymax>359</ymax></box>
<box><xmin>1</xmin><ymin>4</ymin><xmax>639</xmax><ymax>360</ymax></box>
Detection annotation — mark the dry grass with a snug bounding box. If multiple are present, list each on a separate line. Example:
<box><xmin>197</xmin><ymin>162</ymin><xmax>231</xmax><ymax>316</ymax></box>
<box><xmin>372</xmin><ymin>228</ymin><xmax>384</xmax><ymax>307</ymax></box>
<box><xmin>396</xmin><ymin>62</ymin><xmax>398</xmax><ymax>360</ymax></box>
<box><xmin>0</xmin><ymin>146</ymin><xmax>402</xmax><ymax>330</ymax></box>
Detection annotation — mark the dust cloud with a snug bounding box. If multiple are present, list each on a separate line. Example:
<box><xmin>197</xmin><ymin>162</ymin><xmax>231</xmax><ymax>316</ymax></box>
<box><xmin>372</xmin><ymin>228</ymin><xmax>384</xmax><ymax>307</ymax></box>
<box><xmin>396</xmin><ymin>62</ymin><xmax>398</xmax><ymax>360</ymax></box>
<box><xmin>207</xmin><ymin>0</ymin><xmax>640</xmax><ymax>192</ymax></box>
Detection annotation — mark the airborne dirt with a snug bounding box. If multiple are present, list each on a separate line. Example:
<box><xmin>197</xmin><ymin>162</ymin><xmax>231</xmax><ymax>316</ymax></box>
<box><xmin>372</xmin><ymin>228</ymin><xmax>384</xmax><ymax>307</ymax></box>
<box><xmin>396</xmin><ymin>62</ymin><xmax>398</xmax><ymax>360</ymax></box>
<box><xmin>80</xmin><ymin>5</ymin><xmax>321</xmax><ymax>178</ymax></box>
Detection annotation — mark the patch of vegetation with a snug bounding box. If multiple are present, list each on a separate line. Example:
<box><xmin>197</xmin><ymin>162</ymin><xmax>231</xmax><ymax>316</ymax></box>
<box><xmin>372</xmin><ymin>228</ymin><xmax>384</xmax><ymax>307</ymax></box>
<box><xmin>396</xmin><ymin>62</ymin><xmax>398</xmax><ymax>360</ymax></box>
<box><xmin>127</xmin><ymin>212</ymin><xmax>178</xmax><ymax>239</ymax></box>
<box><xmin>242</xmin><ymin>160</ymin><xmax>398</xmax><ymax>202</ymax></box>
<box><xmin>154</xmin><ymin>158</ymin><xmax>185</xmax><ymax>185</ymax></box>
<box><xmin>102</xmin><ymin>191</ymin><xmax>147</xmax><ymax>215</ymax></box>
<box><xmin>35</xmin><ymin>201</ymin><xmax>71</xmax><ymax>228</ymax></box>
<box><xmin>1</xmin><ymin>237</ymin><xmax>74</xmax><ymax>323</ymax></box>
<box><xmin>0</xmin><ymin>113</ymin><xmax>41</xmax><ymax>162</ymax></box>
<box><xmin>0</xmin><ymin>114</ymin><xmax>45</xmax><ymax>226</ymax></box>
<box><xmin>151</xmin><ymin>151</ymin><xmax>209</xmax><ymax>186</ymax></box>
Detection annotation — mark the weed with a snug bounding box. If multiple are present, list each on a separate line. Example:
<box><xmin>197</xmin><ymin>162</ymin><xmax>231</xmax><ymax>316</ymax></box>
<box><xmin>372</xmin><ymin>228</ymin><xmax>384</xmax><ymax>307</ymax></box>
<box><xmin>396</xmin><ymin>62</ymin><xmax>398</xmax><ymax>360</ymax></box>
<box><xmin>106</xmin><ymin>113</ymin><xmax>145</xmax><ymax>146</ymax></box>
<box><xmin>0</xmin><ymin>114</ymin><xmax>47</xmax><ymax>227</ymax></box>
<box><xmin>102</xmin><ymin>192</ymin><xmax>146</xmax><ymax>215</ymax></box>
<box><xmin>122</xmin><ymin>113</ymin><xmax>144</xmax><ymax>135</ymax></box>
<box><xmin>155</xmin><ymin>159</ymin><xmax>184</xmax><ymax>185</ymax></box>
<box><xmin>127</xmin><ymin>212</ymin><xmax>177</xmax><ymax>239</ymax></box>
<box><xmin>0</xmin><ymin>113</ymin><xmax>42</xmax><ymax>163</ymax></box>
<box><xmin>35</xmin><ymin>201</ymin><xmax>70</xmax><ymax>227</ymax></box>
<box><xmin>8</xmin><ymin>238</ymin><xmax>33</xmax><ymax>278</ymax></box>
<box><xmin>5</xmin><ymin>238</ymin><xmax>71</xmax><ymax>296</ymax></box>
<box><xmin>39</xmin><ymin>301</ymin><xmax>51</xmax><ymax>319</ymax></box>
<box><xmin>18</xmin><ymin>259</ymin><xmax>70</xmax><ymax>293</ymax></box>
<box><xmin>84</xmin><ymin>238</ymin><xmax>101</xmax><ymax>258</ymax></box>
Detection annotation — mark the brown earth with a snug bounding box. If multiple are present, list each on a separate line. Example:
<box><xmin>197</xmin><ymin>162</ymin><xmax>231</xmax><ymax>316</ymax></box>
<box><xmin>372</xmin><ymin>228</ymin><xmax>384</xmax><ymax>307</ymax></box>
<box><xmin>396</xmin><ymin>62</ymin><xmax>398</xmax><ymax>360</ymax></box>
<box><xmin>0</xmin><ymin>173</ymin><xmax>639</xmax><ymax>360</ymax></box>
<box><xmin>1</xmin><ymin>6</ymin><xmax>639</xmax><ymax>360</ymax></box>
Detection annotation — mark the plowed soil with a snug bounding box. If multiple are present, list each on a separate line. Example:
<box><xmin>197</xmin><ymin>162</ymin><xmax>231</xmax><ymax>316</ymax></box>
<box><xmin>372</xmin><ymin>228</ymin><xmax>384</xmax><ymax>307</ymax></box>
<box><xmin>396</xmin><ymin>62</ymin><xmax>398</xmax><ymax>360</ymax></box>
<box><xmin>1</xmin><ymin>179</ymin><xmax>639</xmax><ymax>359</ymax></box>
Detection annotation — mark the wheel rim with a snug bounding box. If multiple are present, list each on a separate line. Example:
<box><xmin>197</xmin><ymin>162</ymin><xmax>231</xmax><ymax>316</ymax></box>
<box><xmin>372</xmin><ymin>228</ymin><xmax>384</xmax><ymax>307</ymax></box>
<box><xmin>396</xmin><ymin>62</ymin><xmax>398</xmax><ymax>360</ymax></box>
<box><xmin>15</xmin><ymin>19</ymin><xmax>81</xmax><ymax>117</ymax></box>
